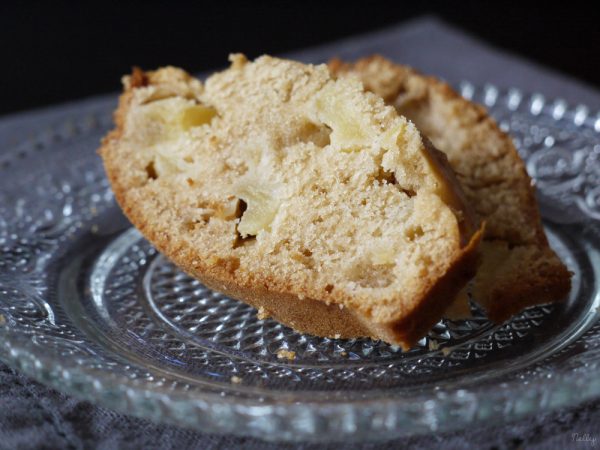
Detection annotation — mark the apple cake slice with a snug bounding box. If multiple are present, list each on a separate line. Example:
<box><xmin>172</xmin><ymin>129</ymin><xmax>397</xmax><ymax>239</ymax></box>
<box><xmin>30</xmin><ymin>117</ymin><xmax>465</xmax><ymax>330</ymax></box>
<box><xmin>100</xmin><ymin>54</ymin><xmax>482</xmax><ymax>349</ymax></box>
<box><xmin>329</xmin><ymin>55</ymin><xmax>571</xmax><ymax>321</ymax></box>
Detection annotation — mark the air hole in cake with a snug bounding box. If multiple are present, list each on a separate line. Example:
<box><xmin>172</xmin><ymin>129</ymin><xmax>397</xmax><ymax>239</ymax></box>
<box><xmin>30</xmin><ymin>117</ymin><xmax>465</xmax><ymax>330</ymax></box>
<box><xmin>311</xmin><ymin>184</ymin><xmax>328</xmax><ymax>195</ymax></box>
<box><xmin>233</xmin><ymin>199</ymin><xmax>256</xmax><ymax>248</ymax></box>
<box><xmin>291</xmin><ymin>248</ymin><xmax>315</xmax><ymax>269</ymax></box>
<box><xmin>374</xmin><ymin>167</ymin><xmax>397</xmax><ymax>185</ymax></box>
<box><xmin>402</xmin><ymin>188</ymin><xmax>416</xmax><ymax>198</ymax></box>
<box><xmin>297</xmin><ymin>122</ymin><xmax>331</xmax><ymax>147</ymax></box>
<box><xmin>236</xmin><ymin>198</ymin><xmax>248</xmax><ymax>218</ymax></box>
<box><xmin>296</xmin><ymin>122</ymin><xmax>331</xmax><ymax>147</ymax></box>
<box><xmin>418</xmin><ymin>255</ymin><xmax>433</xmax><ymax>276</ymax></box>
<box><xmin>145</xmin><ymin>161</ymin><xmax>158</xmax><ymax>180</ymax></box>
<box><xmin>224</xmin><ymin>160</ymin><xmax>248</xmax><ymax>177</ymax></box>
<box><xmin>405</xmin><ymin>225</ymin><xmax>424</xmax><ymax>241</ymax></box>
<box><xmin>324</xmin><ymin>284</ymin><xmax>334</xmax><ymax>294</ymax></box>
<box><xmin>339</xmin><ymin>175</ymin><xmax>351</xmax><ymax>184</ymax></box>
<box><xmin>183</xmin><ymin>220</ymin><xmax>201</xmax><ymax>232</ymax></box>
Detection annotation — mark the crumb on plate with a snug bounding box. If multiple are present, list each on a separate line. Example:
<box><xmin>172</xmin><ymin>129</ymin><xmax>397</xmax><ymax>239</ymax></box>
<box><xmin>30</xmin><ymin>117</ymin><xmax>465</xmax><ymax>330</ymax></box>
<box><xmin>277</xmin><ymin>349</ymin><xmax>296</xmax><ymax>361</ymax></box>
<box><xmin>257</xmin><ymin>306</ymin><xmax>270</xmax><ymax>320</ymax></box>
<box><xmin>428</xmin><ymin>339</ymin><xmax>440</xmax><ymax>351</ymax></box>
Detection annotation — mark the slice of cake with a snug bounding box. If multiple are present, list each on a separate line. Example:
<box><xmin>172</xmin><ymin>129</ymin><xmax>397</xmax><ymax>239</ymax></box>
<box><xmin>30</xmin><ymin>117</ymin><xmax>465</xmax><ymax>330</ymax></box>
<box><xmin>100</xmin><ymin>54</ymin><xmax>482</xmax><ymax>350</ymax></box>
<box><xmin>329</xmin><ymin>56</ymin><xmax>571</xmax><ymax>321</ymax></box>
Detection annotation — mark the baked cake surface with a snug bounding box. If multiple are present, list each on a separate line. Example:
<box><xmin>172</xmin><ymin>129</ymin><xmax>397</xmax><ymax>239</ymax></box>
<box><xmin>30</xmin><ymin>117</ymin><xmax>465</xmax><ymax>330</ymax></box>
<box><xmin>100</xmin><ymin>54</ymin><xmax>482</xmax><ymax>349</ymax></box>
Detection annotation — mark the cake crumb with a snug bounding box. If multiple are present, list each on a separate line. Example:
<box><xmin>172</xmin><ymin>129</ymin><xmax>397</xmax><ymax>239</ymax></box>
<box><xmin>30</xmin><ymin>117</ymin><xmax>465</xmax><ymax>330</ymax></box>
<box><xmin>0</xmin><ymin>314</ymin><xmax>5</xmax><ymax>326</ymax></box>
<box><xmin>441</xmin><ymin>347</ymin><xmax>451</xmax><ymax>356</ymax></box>
<box><xmin>340</xmin><ymin>351</ymin><xmax>347</xmax><ymax>356</ymax></box>
<box><xmin>256</xmin><ymin>307</ymin><xmax>269</xmax><ymax>320</ymax></box>
<box><xmin>91</xmin><ymin>224</ymin><xmax>99</xmax><ymax>234</ymax></box>
<box><xmin>428</xmin><ymin>339</ymin><xmax>439</xmax><ymax>351</ymax></box>
<box><xmin>333</xmin><ymin>334</ymin><xmax>341</xmax><ymax>339</ymax></box>
<box><xmin>277</xmin><ymin>349</ymin><xmax>296</xmax><ymax>361</ymax></box>
<box><xmin>230</xmin><ymin>375</ymin><xmax>242</xmax><ymax>384</ymax></box>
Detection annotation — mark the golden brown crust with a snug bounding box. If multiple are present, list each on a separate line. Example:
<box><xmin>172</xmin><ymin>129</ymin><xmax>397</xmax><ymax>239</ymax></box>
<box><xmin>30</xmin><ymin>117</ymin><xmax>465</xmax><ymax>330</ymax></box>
<box><xmin>329</xmin><ymin>55</ymin><xmax>571</xmax><ymax>321</ymax></box>
<box><xmin>100</xmin><ymin>62</ymin><xmax>483</xmax><ymax>350</ymax></box>
<box><xmin>366</xmin><ymin>227</ymin><xmax>482</xmax><ymax>346</ymax></box>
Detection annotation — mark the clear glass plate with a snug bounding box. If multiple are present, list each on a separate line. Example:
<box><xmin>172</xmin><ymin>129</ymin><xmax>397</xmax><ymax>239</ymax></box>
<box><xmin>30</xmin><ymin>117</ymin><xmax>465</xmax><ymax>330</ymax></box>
<box><xmin>0</xmin><ymin>83</ymin><xmax>599</xmax><ymax>443</ymax></box>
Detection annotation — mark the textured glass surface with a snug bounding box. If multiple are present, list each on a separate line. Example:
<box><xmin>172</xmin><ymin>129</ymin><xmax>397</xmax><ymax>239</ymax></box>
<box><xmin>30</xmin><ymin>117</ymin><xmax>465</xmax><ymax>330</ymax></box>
<box><xmin>0</xmin><ymin>84</ymin><xmax>599</xmax><ymax>442</ymax></box>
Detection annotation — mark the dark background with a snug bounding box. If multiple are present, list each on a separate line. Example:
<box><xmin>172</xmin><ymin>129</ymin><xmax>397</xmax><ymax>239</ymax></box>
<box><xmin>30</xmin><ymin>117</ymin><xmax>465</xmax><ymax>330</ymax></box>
<box><xmin>1</xmin><ymin>1</ymin><xmax>599</xmax><ymax>117</ymax></box>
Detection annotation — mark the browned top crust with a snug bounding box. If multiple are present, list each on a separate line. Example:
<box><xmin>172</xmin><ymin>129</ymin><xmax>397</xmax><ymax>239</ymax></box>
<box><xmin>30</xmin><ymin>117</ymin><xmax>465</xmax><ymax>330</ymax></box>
<box><xmin>329</xmin><ymin>55</ymin><xmax>571</xmax><ymax>321</ymax></box>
